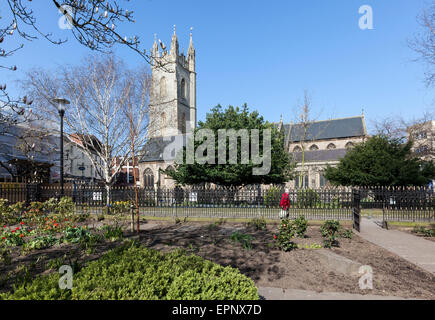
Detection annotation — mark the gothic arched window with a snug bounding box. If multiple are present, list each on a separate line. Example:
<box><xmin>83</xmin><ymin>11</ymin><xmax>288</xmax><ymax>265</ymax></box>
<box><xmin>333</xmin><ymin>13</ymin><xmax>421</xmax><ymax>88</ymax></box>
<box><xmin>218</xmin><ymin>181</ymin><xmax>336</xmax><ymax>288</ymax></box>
<box><xmin>309</xmin><ymin>144</ymin><xmax>319</xmax><ymax>151</ymax></box>
<box><xmin>293</xmin><ymin>146</ymin><xmax>302</xmax><ymax>152</ymax></box>
<box><xmin>160</xmin><ymin>77</ymin><xmax>167</xmax><ymax>98</ymax></box>
<box><xmin>180</xmin><ymin>78</ymin><xmax>186</xmax><ymax>99</ymax></box>
<box><xmin>327</xmin><ymin>143</ymin><xmax>336</xmax><ymax>150</ymax></box>
<box><xmin>345</xmin><ymin>142</ymin><xmax>355</xmax><ymax>149</ymax></box>
<box><xmin>143</xmin><ymin>168</ymin><xmax>154</xmax><ymax>187</ymax></box>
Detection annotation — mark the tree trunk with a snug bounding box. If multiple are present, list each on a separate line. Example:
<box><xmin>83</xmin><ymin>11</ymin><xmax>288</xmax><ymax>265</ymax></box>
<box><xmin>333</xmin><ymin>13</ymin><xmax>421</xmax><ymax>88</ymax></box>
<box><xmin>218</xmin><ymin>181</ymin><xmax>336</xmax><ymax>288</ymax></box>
<box><xmin>105</xmin><ymin>183</ymin><xmax>111</xmax><ymax>214</ymax></box>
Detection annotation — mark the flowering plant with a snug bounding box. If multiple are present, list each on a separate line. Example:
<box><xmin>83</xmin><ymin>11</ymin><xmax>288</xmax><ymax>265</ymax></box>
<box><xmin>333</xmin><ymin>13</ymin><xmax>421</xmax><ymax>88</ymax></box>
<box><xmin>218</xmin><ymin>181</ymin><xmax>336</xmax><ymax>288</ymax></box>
<box><xmin>1</xmin><ymin>224</ymin><xmax>31</xmax><ymax>246</ymax></box>
<box><xmin>274</xmin><ymin>219</ymin><xmax>297</xmax><ymax>252</ymax></box>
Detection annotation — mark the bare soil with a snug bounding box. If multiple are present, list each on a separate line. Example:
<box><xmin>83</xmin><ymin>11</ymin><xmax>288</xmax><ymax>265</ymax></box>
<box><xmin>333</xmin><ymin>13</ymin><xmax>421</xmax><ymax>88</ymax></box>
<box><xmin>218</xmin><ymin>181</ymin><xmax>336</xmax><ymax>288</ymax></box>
<box><xmin>1</xmin><ymin>220</ymin><xmax>434</xmax><ymax>300</ymax></box>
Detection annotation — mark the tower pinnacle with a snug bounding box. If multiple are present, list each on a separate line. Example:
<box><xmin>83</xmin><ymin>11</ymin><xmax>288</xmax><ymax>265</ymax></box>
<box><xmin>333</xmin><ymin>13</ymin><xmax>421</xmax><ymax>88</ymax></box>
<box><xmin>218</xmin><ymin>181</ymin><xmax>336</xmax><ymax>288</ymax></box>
<box><xmin>170</xmin><ymin>24</ymin><xmax>179</xmax><ymax>56</ymax></box>
<box><xmin>188</xmin><ymin>27</ymin><xmax>195</xmax><ymax>57</ymax></box>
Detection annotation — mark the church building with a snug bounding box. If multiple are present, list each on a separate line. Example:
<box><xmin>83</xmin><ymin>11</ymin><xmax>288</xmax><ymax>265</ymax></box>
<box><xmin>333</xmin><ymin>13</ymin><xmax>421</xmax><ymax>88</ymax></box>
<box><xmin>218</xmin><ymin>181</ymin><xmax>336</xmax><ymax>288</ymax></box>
<box><xmin>138</xmin><ymin>28</ymin><xmax>368</xmax><ymax>189</ymax></box>
<box><xmin>138</xmin><ymin>27</ymin><xmax>196</xmax><ymax>188</ymax></box>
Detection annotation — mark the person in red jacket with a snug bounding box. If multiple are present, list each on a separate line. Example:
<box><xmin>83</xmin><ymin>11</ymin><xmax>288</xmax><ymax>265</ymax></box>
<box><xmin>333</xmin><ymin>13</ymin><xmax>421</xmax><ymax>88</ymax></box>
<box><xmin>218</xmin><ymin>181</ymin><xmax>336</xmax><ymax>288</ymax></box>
<box><xmin>280</xmin><ymin>188</ymin><xmax>290</xmax><ymax>218</ymax></box>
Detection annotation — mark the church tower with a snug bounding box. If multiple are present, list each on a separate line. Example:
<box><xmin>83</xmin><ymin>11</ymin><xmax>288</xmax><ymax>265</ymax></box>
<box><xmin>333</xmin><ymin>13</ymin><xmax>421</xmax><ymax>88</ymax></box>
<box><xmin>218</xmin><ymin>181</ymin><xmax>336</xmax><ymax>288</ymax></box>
<box><xmin>148</xmin><ymin>26</ymin><xmax>196</xmax><ymax>138</ymax></box>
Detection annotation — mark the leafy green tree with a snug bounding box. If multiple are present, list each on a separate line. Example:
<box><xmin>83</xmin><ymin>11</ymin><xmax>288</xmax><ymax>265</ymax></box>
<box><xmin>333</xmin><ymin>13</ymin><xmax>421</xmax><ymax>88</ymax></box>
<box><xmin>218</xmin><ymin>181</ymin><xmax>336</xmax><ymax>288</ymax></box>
<box><xmin>164</xmin><ymin>104</ymin><xmax>295</xmax><ymax>188</ymax></box>
<box><xmin>324</xmin><ymin>135</ymin><xmax>435</xmax><ymax>186</ymax></box>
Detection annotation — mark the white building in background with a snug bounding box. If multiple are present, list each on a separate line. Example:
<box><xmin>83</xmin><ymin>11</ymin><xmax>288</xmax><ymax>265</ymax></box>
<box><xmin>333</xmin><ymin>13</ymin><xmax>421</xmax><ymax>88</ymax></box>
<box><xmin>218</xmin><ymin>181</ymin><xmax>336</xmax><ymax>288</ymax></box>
<box><xmin>407</xmin><ymin>120</ymin><xmax>435</xmax><ymax>187</ymax></box>
<box><xmin>0</xmin><ymin>121</ymin><xmax>104</xmax><ymax>183</ymax></box>
<box><xmin>407</xmin><ymin>120</ymin><xmax>435</xmax><ymax>162</ymax></box>
<box><xmin>0</xmin><ymin>122</ymin><xmax>56</xmax><ymax>182</ymax></box>
<box><xmin>63</xmin><ymin>134</ymin><xmax>104</xmax><ymax>184</ymax></box>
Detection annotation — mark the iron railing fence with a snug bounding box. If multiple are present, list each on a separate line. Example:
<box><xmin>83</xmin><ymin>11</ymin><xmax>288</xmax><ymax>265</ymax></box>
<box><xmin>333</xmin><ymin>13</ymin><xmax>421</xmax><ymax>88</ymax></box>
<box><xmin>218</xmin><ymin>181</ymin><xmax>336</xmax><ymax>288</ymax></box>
<box><xmin>0</xmin><ymin>184</ymin><xmax>433</xmax><ymax>221</ymax></box>
<box><xmin>357</xmin><ymin>186</ymin><xmax>435</xmax><ymax>210</ymax></box>
<box><xmin>382</xmin><ymin>209</ymin><xmax>434</xmax><ymax>222</ymax></box>
<box><xmin>0</xmin><ymin>184</ymin><xmax>354</xmax><ymax>220</ymax></box>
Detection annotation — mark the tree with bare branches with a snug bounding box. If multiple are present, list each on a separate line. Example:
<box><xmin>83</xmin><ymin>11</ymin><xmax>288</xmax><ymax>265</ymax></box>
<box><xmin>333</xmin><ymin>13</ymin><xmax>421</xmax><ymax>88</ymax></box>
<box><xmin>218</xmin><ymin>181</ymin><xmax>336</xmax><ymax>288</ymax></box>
<box><xmin>371</xmin><ymin>110</ymin><xmax>435</xmax><ymax>161</ymax></box>
<box><xmin>22</xmin><ymin>54</ymin><xmax>151</xmax><ymax>205</ymax></box>
<box><xmin>1</xmin><ymin>1</ymin><xmax>161</xmax><ymax>142</ymax></box>
<box><xmin>0</xmin><ymin>121</ymin><xmax>57</xmax><ymax>182</ymax></box>
<box><xmin>409</xmin><ymin>3</ymin><xmax>435</xmax><ymax>87</ymax></box>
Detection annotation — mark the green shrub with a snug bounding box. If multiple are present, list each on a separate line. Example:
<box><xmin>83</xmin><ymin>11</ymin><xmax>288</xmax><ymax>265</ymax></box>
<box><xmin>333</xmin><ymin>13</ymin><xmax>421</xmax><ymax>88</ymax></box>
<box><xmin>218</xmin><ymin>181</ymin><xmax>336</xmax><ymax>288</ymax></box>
<box><xmin>102</xmin><ymin>225</ymin><xmax>124</xmax><ymax>241</ymax></box>
<box><xmin>28</xmin><ymin>201</ymin><xmax>45</xmax><ymax>213</ymax></box>
<box><xmin>340</xmin><ymin>229</ymin><xmax>354</xmax><ymax>239</ymax></box>
<box><xmin>247</xmin><ymin>217</ymin><xmax>267</xmax><ymax>231</ymax></box>
<box><xmin>274</xmin><ymin>219</ymin><xmax>297</xmax><ymax>251</ymax></box>
<box><xmin>1</xmin><ymin>245</ymin><xmax>259</xmax><ymax>300</ymax></box>
<box><xmin>264</xmin><ymin>187</ymin><xmax>282</xmax><ymax>208</ymax></box>
<box><xmin>62</xmin><ymin>226</ymin><xmax>91</xmax><ymax>244</ymax></box>
<box><xmin>42</xmin><ymin>198</ymin><xmax>58</xmax><ymax>213</ymax></box>
<box><xmin>24</xmin><ymin>235</ymin><xmax>59</xmax><ymax>250</ymax></box>
<box><xmin>320</xmin><ymin>220</ymin><xmax>341</xmax><ymax>248</ymax></box>
<box><xmin>55</xmin><ymin>197</ymin><xmax>75</xmax><ymax>220</ymax></box>
<box><xmin>413</xmin><ymin>225</ymin><xmax>435</xmax><ymax>237</ymax></box>
<box><xmin>9</xmin><ymin>201</ymin><xmax>25</xmax><ymax>221</ymax></box>
<box><xmin>0</xmin><ymin>199</ymin><xmax>22</xmax><ymax>225</ymax></box>
<box><xmin>230</xmin><ymin>231</ymin><xmax>253</xmax><ymax>250</ymax></box>
<box><xmin>292</xmin><ymin>215</ymin><xmax>308</xmax><ymax>238</ymax></box>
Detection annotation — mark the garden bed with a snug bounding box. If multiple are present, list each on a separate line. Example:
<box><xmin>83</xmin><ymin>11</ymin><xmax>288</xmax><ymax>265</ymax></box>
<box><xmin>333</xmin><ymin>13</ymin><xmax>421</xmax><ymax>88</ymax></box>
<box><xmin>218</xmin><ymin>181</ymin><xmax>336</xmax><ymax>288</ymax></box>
<box><xmin>387</xmin><ymin>222</ymin><xmax>435</xmax><ymax>243</ymax></box>
<box><xmin>135</xmin><ymin>220</ymin><xmax>435</xmax><ymax>299</ymax></box>
<box><xmin>2</xmin><ymin>217</ymin><xmax>434</xmax><ymax>300</ymax></box>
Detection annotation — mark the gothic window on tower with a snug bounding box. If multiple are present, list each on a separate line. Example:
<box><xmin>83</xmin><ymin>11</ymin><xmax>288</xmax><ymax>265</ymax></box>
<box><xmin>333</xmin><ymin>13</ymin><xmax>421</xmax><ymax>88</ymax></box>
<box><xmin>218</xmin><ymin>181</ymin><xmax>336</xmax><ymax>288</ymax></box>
<box><xmin>160</xmin><ymin>77</ymin><xmax>167</xmax><ymax>98</ymax></box>
<box><xmin>181</xmin><ymin>78</ymin><xmax>186</xmax><ymax>99</ymax></box>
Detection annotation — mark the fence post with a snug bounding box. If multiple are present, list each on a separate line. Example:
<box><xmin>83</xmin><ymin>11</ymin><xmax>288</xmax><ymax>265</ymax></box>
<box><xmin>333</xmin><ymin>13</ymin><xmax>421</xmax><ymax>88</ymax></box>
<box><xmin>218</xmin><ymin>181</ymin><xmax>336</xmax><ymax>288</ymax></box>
<box><xmin>25</xmin><ymin>183</ymin><xmax>31</xmax><ymax>207</ymax></box>
<box><xmin>352</xmin><ymin>188</ymin><xmax>361</xmax><ymax>232</ymax></box>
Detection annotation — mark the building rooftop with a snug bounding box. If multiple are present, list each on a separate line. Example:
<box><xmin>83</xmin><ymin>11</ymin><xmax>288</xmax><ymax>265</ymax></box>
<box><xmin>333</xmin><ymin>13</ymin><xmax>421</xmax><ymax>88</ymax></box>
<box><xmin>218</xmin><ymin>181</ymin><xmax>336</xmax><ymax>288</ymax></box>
<box><xmin>280</xmin><ymin>116</ymin><xmax>366</xmax><ymax>144</ymax></box>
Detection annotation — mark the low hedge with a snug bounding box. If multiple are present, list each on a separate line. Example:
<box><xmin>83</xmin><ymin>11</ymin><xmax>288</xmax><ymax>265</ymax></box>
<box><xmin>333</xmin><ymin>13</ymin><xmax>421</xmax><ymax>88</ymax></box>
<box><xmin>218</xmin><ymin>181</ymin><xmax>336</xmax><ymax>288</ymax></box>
<box><xmin>0</xmin><ymin>243</ymin><xmax>259</xmax><ymax>300</ymax></box>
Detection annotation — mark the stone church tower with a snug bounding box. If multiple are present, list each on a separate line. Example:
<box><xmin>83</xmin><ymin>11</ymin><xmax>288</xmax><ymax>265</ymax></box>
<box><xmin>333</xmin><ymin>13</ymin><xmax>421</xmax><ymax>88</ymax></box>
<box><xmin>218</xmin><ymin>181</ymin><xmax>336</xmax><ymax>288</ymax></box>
<box><xmin>139</xmin><ymin>27</ymin><xmax>196</xmax><ymax>188</ymax></box>
<box><xmin>148</xmin><ymin>26</ymin><xmax>196</xmax><ymax>138</ymax></box>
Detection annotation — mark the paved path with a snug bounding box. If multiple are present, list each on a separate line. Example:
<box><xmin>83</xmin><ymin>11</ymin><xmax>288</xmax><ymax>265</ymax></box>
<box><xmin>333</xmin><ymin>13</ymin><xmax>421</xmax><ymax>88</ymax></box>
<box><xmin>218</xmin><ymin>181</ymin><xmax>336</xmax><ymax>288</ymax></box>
<box><xmin>258</xmin><ymin>287</ymin><xmax>412</xmax><ymax>300</ymax></box>
<box><xmin>359</xmin><ymin>218</ymin><xmax>435</xmax><ymax>275</ymax></box>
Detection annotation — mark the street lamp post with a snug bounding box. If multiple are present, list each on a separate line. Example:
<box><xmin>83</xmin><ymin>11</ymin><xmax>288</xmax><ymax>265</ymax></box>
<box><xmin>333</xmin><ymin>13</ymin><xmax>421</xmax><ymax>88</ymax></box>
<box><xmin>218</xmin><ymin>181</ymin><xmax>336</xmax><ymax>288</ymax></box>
<box><xmin>53</xmin><ymin>98</ymin><xmax>70</xmax><ymax>197</ymax></box>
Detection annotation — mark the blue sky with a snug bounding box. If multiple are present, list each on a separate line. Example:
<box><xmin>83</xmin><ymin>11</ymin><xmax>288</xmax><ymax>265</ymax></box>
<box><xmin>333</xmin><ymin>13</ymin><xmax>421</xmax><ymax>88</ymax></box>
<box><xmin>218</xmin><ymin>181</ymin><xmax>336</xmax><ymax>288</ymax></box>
<box><xmin>1</xmin><ymin>0</ymin><xmax>434</xmax><ymax>133</ymax></box>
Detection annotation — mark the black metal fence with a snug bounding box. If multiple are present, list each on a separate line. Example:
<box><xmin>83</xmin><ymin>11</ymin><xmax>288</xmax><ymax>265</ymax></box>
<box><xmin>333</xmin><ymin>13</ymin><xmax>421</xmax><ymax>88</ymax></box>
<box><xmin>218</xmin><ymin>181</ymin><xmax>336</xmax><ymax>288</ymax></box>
<box><xmin>0</xmin><ymin>184</ymin><xmax>354</xmax><ymax>220</ymax></box>
<box><xmin>0</xmin><ymin>184</ymin><xmax>433</xmax><ymax>222</ymax></box>
<box><xmin>358</xmin><ymin>186</ymin><xmax>435</xmax><ymax>210</ymax></box>
<box><xmin>378</xmin><ymin>186</ymin><xmax>435</xmax><ymax>222</ymax></box>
